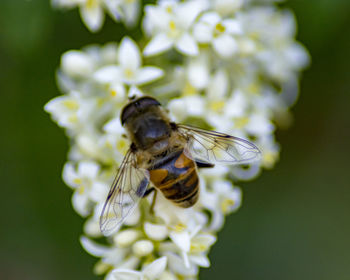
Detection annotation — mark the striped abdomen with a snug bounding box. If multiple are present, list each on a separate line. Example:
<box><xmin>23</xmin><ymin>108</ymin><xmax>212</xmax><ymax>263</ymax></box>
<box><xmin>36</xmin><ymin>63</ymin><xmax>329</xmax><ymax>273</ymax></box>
<box><xmin>149</xmin><ymin>149</ymin><xmax>199</xmax><ymax>208</ymax></box>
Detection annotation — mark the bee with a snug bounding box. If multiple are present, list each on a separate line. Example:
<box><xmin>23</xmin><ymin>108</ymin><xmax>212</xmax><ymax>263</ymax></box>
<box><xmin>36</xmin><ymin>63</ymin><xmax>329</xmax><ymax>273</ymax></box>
<box><xmin>100</xmin><ymin>96</ymin><xmax>261</xmax><ymax>236</ymax></box>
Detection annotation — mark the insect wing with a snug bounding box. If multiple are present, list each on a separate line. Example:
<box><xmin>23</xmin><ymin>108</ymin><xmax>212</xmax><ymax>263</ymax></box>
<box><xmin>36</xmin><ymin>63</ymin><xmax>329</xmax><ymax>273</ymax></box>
<box><xmin>99</xmin><ymin>149</ymin><xmax>150</xmax><ymax>236</ymax></box>
<box><xmin>177</xmin><ymin>124</ymin><xmax>261</xmax><ymax>165</ymax></box>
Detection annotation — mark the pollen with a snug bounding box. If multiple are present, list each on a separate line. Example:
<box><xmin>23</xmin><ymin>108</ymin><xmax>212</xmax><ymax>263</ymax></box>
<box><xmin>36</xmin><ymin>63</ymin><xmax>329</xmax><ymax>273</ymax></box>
<box><xmin>169</xmin><ymin>20</ymin><xmax>176</xmax><ymax>31</ymax></box>
<box><xmin>78</xmin><ymin>185</ymin><xmax>85</xmax><ymax>195</ymax></box>
<box><xmin>234</xmin><ymin>117</ymin><xmax>249</xmax><ymax>129</ymax></box>
<box><xmin>173</xmin><ymin>222</ymin><xmax>186</xmax><ymax>232</ymax></box>
<box><xmin>190</xmin><ymin>243</ymin><xmax>207</xmax><ymax>253</ymax></box>
<box><xmin>68</xmin><ymin>114</ymin><xmax>78</xmax><ymax>123</ymax></box>
<box><xmin>168</xmin><ymin>20</ymin><xmax>180</xmax><ymax>38</ymax></box>
<box><xmin>86</xmin><ymin>0</ymin><xmax>97</xmax><ymax>9</ymax></box>
<box><xmin>124</xmin><ymin>68</ymin><xmax>135</xmax><ymax>79</ymax></box>
<box><xmin>73</xmin><ymin>178</ymin><xmax>82</xmax><ymax>185</ymax></box>
<box><xmin>63</xmin><ymin>100</ymin><xmax>79</xmax><ymax>110</ymax></box>
<box><xmin>263</xmin><ymin>152</ymin><xmax>277</xmax><ymax>169</ymax></box>
<box><xmin>93</xmin><ymin>261</ymin><xmax>113</xmax><ymax>276</ymax></box>
<box><xmin>182</xmin><ymin>82</ymin><xmax>197</xmax><ymax>96</ymax></box>
<box><xmin>215</xmin><ymin>23</ymin><xmax>226</xmax><ymax>34</ymax></box>
<box><xmin>110</xmin><ymin>89</ymin><xmax>117</xmax><ymax>97</ymax></box>
<box><xmin>247</xmin><ymin>83</ymin><xmax>260</xmax><ymax>94</ymax></box>
<box><xmin>221</xmin><ymin>198</ymin><xmax>235</xmax><ymax>214</ymax></box>
<box><xmin>117</xmin><ymin>139</ymin><xmax>128</xmax><ymax>154</ymax></box>
<box><xmin>166</xmin><ymin>5</ymin><xmax>173</xmax><ymax>14</ymax></box>
<box><xmin>105</xmin><ymin>140</ymin><xmax>112</xmax><ymax>149</ymax></box>
<box><xmin>210</xmin><ymin>101</ymin><xmax>225</xmax><ymax>112</ymax></box>
<box><xmin>97</xmin><ymin>98</ymin><xmax>105</xmax><ymax>107</ymax></box>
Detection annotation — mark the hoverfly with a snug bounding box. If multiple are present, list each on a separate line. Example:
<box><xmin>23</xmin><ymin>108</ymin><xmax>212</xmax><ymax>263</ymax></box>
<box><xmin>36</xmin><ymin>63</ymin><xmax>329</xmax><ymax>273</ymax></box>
<box><xmin>100</xmin><ymin>96</ymin><xmax>261</xmax><ymax>236</ymax></box>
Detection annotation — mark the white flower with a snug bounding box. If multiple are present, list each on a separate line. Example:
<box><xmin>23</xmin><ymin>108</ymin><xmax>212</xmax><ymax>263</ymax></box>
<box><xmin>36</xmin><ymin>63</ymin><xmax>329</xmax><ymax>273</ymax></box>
<box><xmin>53</xmin><ymin>0</ymin><xmax>105</xmax><ymax>32</ymax></box>
<box><xmin>63</xmin><ymin>161</ymin><xmax>108</xmax><ymax>216</ymax></box>
<box><xmin>193</xmin><ymin>12</ymin><xmax>243</xmax><ymax>58</ymax></box>
<box><xmin>47</xmin><ymin>0</ymin><xmax>310</xmax><ymax>279</ymax></box>
<box><xmin>105</xmin><ymin>0</ymin><xmax>141</xmax><ymax>27</ymax></box>
<box><xmin>94</xmin><ymin>37</ymin><xmax>164</xmax><ymax>86</ymax></box>
<box><xmin>81</xmin><ymin>235</ymin><xmax>137</xmax><ymax>272</ymax></box>
<box><xmin>52</xmin><ymin>0</ymin><xmax>142</xmax><ymax>31</ymax></box>
<box><xmin>44</xmin><ymin>91</ymin><xmax>96</xmax><ymax>132</ymax></box>
<box><xmin>61</xmin><ymin>50</ymin><xmax>95</xmax><ymax>78</ymax></box>
<box><xmin>57</xmin><ymin>43</ymin><xmax>120</xmax><ymax>95</ymax></box>
<box><xmin>163</xmin><ymin>252</ymin><xmax>198</xmax><ymax>276</ymax></box>
<box><xmin>79</xmin><ymin>0</ymin><xmax>104</xmax><ymax>32</ymax></box>
<box><xmin>159</xmin><ymin>229</ymin><xmax>216</xmax><ymax>275</ymax></box>
<box><xmin>200</xmin><ymin>179</ymin><xmax>242</xmax><ymax>230</ymax></box>
<box><xmin>143</xmin><ymin>0</ymin><xmax>208</xmax><ymax>57</ymax></box>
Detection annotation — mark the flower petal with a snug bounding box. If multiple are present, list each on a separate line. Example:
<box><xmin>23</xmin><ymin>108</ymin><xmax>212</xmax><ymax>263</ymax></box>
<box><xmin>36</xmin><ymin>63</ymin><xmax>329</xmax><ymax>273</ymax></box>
<box><xmin>90</xmin><ymin>181</ymin><xmax>109</xmax><ymax>203</ymax></box>
<box><xmin>169</xmin><ymin>230</ymin><xmax>191</xmax><ymax>252</ymax></box>
<box><xmin>114</xmin><ymin>229</ymin><xmax>140</xmax><ymax>248</ymax></box>
<box><xmin>193</xmin><ymin>234</ymin><xmax>217</xmax><ymax>249</ymax></box>
<box><xmin>142</xmin><ymin>256</ymin><xmax>167</xmax><ymax>279</ymax></box>
<box><xmin>62</xmin><ymin>162</ymin><xmax>78</xmax><ymax>188</ymax></box>
<box><xmin>61</xmin><ymin>50</ymin><xmax>94</xmax><ymax>77</ymax></box>
<box><xmin>143</xmin><ymin>33</ymin><xmax>173</xmax><ymax>57</ymax></box>
<box><xmin>176</xmin><ymin>33</ymin><xmax>199</xmax><ymax>56</ymax></box>
<box><xmin>176</xmin><ymin>0</ymin><xmax>209</xmax><ymax>28</ymax></box>
<box><xmin>72</xmin><ymin>190</ymin><xmax>90</xmax><ymax>216</ymax></box>
<box><xmin>223</xmin><ymin>18</ymin><xmax>243</xmax><ymax>35</ymax></box>
<box><xmin>193</xmin><ymin>21</ymin><xmax>213</xmax><ymax>43</ymax></box>
<box><xmin>103</xmin><ymin>0</ymin><xmax>122</xmax><ymax>21</ymax></box>
<box><xmin>207</xmin><ymin>69</ymin><xmax>228</xmax><ymax>100</ymax></box>
<box><xmin>83</xmin><ymin>218</ymin><xmax>102</xmax><ymax>237</ymax></box>
<box><xmin>111</xmin><ymin>268</ymin><xmax>141</xmax><ymax>280</ymax></box>
<box><xmin>189</xmin><ymin>254</ymin><xmax>210</xmax><ymax>267</ymax></box>
<box><xmin>80</xmin><ymin>2</ymin><xmax>104</xmax><ymax>32</ymax></box>
<box><xmin>245</xmin><ymin>114</ymin><xmax>274</xmax><ymax>136</ymax></box>
<box><xmin>118</xmin><ymin>37</ymin><xmax>141</xmax><ymax>70</ymax></box>
<box><xmin>200</xmin><ymin>11</ymin><xmax>221</xmax><ymax>25</ymax></box>
<box><xmin>164</xmin><ymin>252</ymin><xmax>198</xmax><ymax>276</ymax></box>
<box><xmin>78</xmin><ymin>161</ymin><xmax>99</xmax><ymax>178</ymax></box>
<box><xmin>94</xmin><ymin>66</ymin><xmax>120</xmax><ymax>83</ymax></box>
<box><xmin>80</xmin><ymin>236</ymin><xmax>109</xmax><ymax>257</ymax></box>
<box><xmin>213</xmin><ymin>34</ymin><xmax>238</xmax><ymax>57</ymax></box>
<box><xmin>122</xmin><ymin>1</ymin><xmax>140</xmax><ymax>27</ymax></box>
<box><xmin>213</xmin><ymin>0</ymin><xmax>243</xmax><ymax>16</ymax></box>
<box><xmin>144</xmin><ymin>222</ymin><xmax>168</xmax><ymax>241</ymax></box>
<box><xmin>187</xmin><ymin>55</ymin><xmax>210</xmax><ymax>90</ymax></box>
<box><xmin>135</xmin><ymin>66</ymin><xmax>164</xmax><ymax>85</ymax></box>
<box><xmin>104</xmin><ymin>117</ymin><xmax>124</xmax><ymax>134</ymax></box>
<box><xmin>132</xmin><ymin>240</ymin><xmax>154</xmax><ymax>257</ymax></box>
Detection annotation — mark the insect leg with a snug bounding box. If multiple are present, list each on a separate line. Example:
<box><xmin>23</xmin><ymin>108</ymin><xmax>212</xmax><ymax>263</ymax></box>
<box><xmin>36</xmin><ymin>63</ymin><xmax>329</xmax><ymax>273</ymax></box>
<box><xmin>142</xmin><ymin>187</ymin><xmax>155</xmax><ymax>197</ymax></box>
<box><xmin>150</xmin><ymin>190</ymin><xmax>158</xmax><ymax>214</ymax></box>
<box><xmin>195</xmin><ymin>161</ymin><xmax>215</xmax><ymax>168</ymax></box>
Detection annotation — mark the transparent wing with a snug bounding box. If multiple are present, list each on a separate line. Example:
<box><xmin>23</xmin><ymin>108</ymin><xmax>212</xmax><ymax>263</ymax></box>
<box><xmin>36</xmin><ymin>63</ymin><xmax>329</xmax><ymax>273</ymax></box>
<box><xmin>99</xmin><ymin>148</ymin><xmax>150</xmax><ymax>236</ymax></box>
<box><xmin>177</xmin><ymin>124</ymin><xmax>261</xmax><ymax>165</ymax></box>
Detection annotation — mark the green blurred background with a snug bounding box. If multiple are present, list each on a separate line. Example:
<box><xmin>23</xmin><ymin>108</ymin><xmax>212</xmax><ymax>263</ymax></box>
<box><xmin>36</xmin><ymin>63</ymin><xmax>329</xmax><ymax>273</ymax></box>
<box><xmin>1</xmin><ymin>0</ymin><xmax>349</xmax><ymax>279</ymax></box>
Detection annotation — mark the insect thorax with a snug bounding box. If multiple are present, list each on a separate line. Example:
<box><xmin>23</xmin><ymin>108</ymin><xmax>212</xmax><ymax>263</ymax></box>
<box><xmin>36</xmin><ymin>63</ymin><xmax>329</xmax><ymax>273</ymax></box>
<box><xmin>124</xmin><ymin>105</ymin><xmax>172</xmax><ymax>151</ymax></box>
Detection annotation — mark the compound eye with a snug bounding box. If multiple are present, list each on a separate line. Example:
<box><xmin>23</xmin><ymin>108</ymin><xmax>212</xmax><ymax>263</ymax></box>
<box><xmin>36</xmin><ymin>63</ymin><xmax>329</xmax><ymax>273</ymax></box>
<box><xmin>121</xmin><ymin>97</ymin><xmax>161</xmax><ymax>125</ymax></box>
<box><xmin>138</xmin><ymin>97</ymin><xmax>160</xmax><ymax>107</ymax></box>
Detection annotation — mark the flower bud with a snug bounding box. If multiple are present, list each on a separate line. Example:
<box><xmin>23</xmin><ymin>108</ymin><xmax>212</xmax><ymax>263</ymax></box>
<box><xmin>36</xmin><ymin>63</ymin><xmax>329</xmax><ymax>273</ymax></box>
<box><xmin>132</xmin><ymin>240</ymin><xmax>154</xmax><ymax>257</ymax></box>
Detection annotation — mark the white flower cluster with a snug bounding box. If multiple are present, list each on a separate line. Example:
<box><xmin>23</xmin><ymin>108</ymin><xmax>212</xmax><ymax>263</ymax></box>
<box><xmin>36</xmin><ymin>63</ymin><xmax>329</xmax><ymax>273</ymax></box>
<box><xmin>52</xmin><ymin>0</ymin><xmax>141</xmax><ymax>31</ymax></box>
<box><xmin>46</xmin><ymin>0</ymin><xmax>309</xmax><ymax>279</ymax></box>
